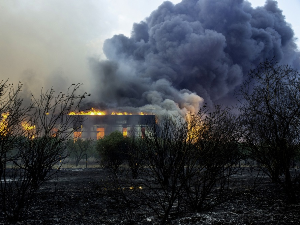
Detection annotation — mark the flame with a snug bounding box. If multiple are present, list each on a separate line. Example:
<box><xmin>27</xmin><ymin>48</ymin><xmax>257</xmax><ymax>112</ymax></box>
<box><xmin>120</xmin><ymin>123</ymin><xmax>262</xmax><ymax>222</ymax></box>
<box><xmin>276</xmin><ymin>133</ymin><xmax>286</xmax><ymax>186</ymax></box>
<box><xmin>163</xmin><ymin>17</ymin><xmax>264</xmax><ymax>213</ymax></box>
<box><xmin>69</xmin><ymin>108</ymin><xmax>106</xmax><ymax>116</ymax></box>
<box><xmin>0</xmin><ymin>112</ymin><xmax>9</xmax><ymax>136</ymax></box>
<box><xmin>112</xmin><ymin>112</ymin><xmax>132</xmax><ymax>115</ymax></box>
<box><xmin>186</xmin><ymin>113</ymin><xmax>207</xmax><ymax>142</ymax></box>
<box><xmin>74</xmin><ymin>131</ymin><xmax>82</xmax><ymax>139</ymax></box>
<box><xmin>69</xmin><ymin>108</ymin><xmax>147</xmax><ymax>116</ymax></box>
<box><xmin>21</xmin><ymin>121</ymin><xmax>36</xmax><ymax>139</ymax></box>
<box><xmin>21</xmin><ymin>121</ymin><xmax>35</xmax><ymax>131</ymax></box>
<box><xmin>96</xmin><ymin>128</ymin><xmax>105</xmax><ymax>140</ymax></box>
<box><xmin>123</xmin><ymin>127</ymin><xmax>127</xmax><ymax>137</ymax></box>
<box><xmin>0</xmin><ymin>113</ymin><xmax>37</xmax><ymax>138</ymax></box>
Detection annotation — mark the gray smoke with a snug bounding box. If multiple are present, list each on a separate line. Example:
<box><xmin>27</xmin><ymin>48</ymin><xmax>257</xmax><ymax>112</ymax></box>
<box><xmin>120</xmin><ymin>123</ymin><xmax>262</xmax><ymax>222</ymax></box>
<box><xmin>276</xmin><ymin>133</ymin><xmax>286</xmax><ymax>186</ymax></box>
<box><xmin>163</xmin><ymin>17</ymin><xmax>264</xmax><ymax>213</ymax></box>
<box><xmin>90</xmin><ymin>0</ymin><xmax>300</xmax><ymax>115</ymax></box>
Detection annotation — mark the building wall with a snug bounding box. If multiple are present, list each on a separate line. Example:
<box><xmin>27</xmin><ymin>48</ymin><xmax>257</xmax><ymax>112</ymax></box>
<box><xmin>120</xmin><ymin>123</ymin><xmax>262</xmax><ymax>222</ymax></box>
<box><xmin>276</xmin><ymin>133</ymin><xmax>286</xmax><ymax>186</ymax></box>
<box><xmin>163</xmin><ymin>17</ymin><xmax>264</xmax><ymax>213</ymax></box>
<box><xmin>72</xmin><ymin>115</ymin><xmax>155</xmax><ymax>140</ymax></box>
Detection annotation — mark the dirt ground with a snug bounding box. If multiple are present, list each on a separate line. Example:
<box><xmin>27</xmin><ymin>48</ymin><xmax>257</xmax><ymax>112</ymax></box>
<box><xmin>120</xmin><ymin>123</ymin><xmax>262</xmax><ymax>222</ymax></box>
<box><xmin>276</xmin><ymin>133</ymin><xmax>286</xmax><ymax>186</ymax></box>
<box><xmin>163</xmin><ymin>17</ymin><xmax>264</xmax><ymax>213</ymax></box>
<box><xmin>1</xmin><ymin>168</ymin><xmax>300</xmax><ymax>225</ymax></box>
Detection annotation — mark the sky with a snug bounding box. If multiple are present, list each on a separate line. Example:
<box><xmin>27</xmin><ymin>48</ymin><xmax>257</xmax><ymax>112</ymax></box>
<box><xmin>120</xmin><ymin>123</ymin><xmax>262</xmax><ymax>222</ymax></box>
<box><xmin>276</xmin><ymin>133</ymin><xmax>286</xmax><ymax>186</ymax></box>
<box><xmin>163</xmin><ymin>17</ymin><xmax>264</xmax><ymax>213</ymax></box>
<box><xmin>0</xmin><ymin>0</ymin><xmax>299</xmax><ymax>96</ymax></box>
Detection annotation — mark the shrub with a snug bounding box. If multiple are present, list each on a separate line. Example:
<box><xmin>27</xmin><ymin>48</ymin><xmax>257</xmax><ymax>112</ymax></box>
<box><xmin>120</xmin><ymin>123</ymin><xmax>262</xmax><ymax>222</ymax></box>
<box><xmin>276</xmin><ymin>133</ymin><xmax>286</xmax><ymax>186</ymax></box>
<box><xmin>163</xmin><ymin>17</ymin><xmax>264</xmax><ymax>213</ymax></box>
<box><xmin>96</xmin><ymin>131</ymin><xmax>129</xmax><ymax>173</ymax></box>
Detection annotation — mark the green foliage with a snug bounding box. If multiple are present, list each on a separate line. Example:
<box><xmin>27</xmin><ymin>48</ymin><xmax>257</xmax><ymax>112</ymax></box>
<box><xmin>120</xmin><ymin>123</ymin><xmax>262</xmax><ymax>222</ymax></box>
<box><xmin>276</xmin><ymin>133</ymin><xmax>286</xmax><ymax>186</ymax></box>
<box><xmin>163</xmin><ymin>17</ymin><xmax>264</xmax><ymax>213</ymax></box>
<box><xmin>96</xmin><ymin>131</ymin><xmax>129</xmax><ymax>172</ymax></box>
<box><xmin>67</xmin><ymin>139</ymin><xmax>95</xmax><ymax>166</ymax></box>
<box><xmin>126</xmin><ymin>137</ymin><xmax>145</xmax><ymax>179</ymax></box>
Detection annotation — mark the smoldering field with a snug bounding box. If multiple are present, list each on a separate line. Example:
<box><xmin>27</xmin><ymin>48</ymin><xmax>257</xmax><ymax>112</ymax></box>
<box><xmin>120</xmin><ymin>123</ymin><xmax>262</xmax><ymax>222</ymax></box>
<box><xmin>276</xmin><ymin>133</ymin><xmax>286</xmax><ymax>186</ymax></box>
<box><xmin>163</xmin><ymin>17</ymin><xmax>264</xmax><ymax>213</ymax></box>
<box><xmin>4</xmin><ymin>165</ymin><xmax>299</xmax><ymax>224</ymax></box>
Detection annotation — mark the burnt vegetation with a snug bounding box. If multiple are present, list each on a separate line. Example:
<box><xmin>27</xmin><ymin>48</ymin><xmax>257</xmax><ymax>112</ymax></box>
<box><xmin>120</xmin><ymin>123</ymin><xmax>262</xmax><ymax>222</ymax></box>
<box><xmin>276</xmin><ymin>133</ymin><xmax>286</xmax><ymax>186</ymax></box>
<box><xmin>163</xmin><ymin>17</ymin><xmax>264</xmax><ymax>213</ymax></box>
<box><xmin>1</xmin><ymin>60</ymin><xmax>300</xmax><ymax>224</ymax></box>
<box><xmin>0</xmin><ymin>81</ymin><xmax>87</xmax><ymax>223</ymax></box>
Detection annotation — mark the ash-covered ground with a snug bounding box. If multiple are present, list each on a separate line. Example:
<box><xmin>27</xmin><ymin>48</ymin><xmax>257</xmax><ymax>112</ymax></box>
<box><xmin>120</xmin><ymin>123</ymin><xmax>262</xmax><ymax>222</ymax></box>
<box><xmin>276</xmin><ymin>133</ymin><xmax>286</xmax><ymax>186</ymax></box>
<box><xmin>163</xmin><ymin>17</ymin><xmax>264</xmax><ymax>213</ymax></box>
<box><xmin>2</xmin><ymin>167</ymin><xmax>299</xmax><ymax>225</ymax></box>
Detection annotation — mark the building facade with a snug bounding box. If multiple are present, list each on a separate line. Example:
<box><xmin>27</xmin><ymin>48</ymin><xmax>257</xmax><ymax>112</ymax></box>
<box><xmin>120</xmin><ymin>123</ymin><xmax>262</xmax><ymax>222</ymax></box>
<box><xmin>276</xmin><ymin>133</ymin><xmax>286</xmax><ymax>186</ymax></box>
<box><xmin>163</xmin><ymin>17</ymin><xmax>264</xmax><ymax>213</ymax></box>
<box><xmin>72</xmin><ymin>115</ymin><xmax>155</xmax><ymax>140</ymax></box>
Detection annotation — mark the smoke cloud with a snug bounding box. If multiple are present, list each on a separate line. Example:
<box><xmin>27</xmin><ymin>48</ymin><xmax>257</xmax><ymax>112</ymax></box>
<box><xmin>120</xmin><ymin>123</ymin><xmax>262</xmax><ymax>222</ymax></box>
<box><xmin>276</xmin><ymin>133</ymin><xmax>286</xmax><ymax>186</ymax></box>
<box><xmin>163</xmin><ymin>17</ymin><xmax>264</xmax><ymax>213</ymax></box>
<box><xmin>90</xmin><ymin>0</ymin><xmax>300</xmax><ymax>115</ymax></box>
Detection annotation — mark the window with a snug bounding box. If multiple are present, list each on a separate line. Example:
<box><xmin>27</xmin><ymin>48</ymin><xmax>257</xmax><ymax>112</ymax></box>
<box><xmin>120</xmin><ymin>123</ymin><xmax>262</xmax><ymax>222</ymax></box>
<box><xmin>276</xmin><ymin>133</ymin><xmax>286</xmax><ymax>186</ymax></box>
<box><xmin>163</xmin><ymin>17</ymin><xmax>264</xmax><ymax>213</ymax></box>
<box><xmin>74</xmin><ymin>131</ymin><xmax>82</xmax><ymax>139</ymax></box>
<box><xmin>141</xmin><ymin>127</ymin><xmax>145</xmax><ymax>138</ymax></box>
<box><xmin>97</xmin><ymin>128</ymin><xmax>105</xmax><ymax>139</ymax></box>
<box><xmin>52</xmin><ymin>128</ymin><xmax>58</xmax><ymax>137</ymax></box>
<box><xmin>123</xmin><ymin>127</ymin><xmax>127</xmax><ymax>137</ymax></box>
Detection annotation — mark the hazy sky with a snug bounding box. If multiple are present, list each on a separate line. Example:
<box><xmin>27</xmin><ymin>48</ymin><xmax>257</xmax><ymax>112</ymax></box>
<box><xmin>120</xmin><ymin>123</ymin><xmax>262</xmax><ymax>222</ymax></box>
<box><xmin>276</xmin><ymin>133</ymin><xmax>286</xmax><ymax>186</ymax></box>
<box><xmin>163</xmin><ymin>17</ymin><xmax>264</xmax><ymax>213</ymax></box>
<box><xmin>0</xmin><ymin>0</ymin><xmax>299</xmax><ymax>94</ymax></box>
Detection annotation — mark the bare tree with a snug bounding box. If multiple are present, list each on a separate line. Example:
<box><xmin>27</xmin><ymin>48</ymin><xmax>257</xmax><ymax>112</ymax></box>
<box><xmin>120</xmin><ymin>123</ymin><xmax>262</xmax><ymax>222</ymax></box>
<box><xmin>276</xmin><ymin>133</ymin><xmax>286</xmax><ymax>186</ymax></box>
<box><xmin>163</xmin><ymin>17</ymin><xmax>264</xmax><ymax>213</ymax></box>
<box><xmin>0</xmin><ymin>83</ymin><xmax>86</xmax><ymax>222</ymax></box>
<box><xmin>239</xmin><ymin>59</ymin><xmax>300</xmax><ymax>203</ymax></box>
<box><xmin>182</xmin><ymin>105</ymin><xmax>241</xmax><ymax>212</ymax></box>
<box><xmin>120</xmin><ymin>107</ymin><xmax>241</xmax><ymax>224</ymax></box>
<box><xmin>0</xmin><ymin>81</ymin><xmax>31</xmax><ymax>177</ymax></box>
<box><xmin>141</xmin><ymin>115</ymin><xmax>188</xmax><ymax>224</ymax></box>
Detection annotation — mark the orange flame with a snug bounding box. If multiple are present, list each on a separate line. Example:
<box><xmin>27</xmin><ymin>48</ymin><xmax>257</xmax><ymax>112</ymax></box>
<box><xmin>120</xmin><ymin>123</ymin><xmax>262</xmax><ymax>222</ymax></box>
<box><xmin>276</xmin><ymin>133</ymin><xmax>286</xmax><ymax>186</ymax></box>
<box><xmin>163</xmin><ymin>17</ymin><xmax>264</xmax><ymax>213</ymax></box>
<box><xmin>0</xmin><ymin>112</ymin><xmax>9</xmax><ymax>136</ymax></box>
<box><xmin>111</xmin><ymin>112</ymin><xmax>132</xmax><ymax>115</ymax></box>
<box><xmin>69</xmin><ymin>108</ymin><xmax>148</xmax><ymax>116</ymax></box>
<box><xmin>69</xmin><ymin>108</ymin><xmax>106</xmax><ymax>116</ymax></box>
<box><xmin>21</xmin><ymin>121</ymin><xmax>36</xmax><ymax>139</ymax></box>
<box><xmin>186</xmin><ymin>113</ymin><xmax>207</xmax><ymax>142</ymax></box>
<box><xmin>21</xmin><ymin>121</ymin><xmax>36</xmax><ymax>131</ymax></box>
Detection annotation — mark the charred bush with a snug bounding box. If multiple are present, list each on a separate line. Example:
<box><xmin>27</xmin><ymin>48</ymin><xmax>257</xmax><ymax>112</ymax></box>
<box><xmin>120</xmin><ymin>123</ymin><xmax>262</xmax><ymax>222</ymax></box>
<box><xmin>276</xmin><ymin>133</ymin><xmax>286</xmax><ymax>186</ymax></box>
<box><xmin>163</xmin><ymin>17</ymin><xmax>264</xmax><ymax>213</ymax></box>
<box><xmin>239</xmin><ymin>59</ymin><xmax>300</xmax><ymax>203</ymax></box>
<box><xmin>181</xmin><ymin>105</ymin><xmax>241</xmax><ymax>212</ymax></box>
<box><xmin>0</xmin><ymin>82</ymin><xmax>86</xmax><ymax>222</ymax></box>
<box><xmin>102</xmin><ymin>106</ymin><xmax>241</xmax><ymax>225</ymax></box>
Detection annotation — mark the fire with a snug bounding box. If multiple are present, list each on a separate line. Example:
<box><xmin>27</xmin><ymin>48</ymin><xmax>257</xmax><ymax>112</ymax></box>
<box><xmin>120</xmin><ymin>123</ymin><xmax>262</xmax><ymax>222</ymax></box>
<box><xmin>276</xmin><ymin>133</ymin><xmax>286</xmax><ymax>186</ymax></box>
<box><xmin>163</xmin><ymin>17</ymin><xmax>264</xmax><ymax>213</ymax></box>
<box><xmin>69</xmin><ymin>108</ymin><xmax>147</xmax><ymax>116</ymax></box>
<box><xmin>21</xmin><ymin>121</ymin><xmax>36</xmax><ymax>139</ymax></box>
<box><xmin>21</xmin><ymin>121</ymin><xmax>36</xmax><ymax>131</ymax></box>
<box><xmin>0</xmin><ymin>113</ymin><xmax>36</xmax><ymax>138</ymax></box>
<box><xmin>186</xmin><ymin>113</ymin><xmax>207</xmax><ymax>142</ymax></box>
<box><xmin>123</xmin><ymin>127</ymin><xmax>127</xmax><ymax>137</ymax></box>
<box><xmin>0</xmin><ymin>112</ymin><xmax>9</xmax><ymax>136</ymax></box>
<box><xmin>112</xmin><ymin>112</ymin><xmax>132</xmax><ymax>115</ymax></box>
<box><xmin>74</xmin><ymin>131</ymin><xmax>82</xmax><ymax>139</ymax></box>
<box><xmin>96</xmin><ymin>128</ymin><xmax>105</xmax><ymax>139</ymax></box>
<box><xmin>69</xmin><ymin>108</ymin><xmax>106</xmax><ymax>116</ymax></box>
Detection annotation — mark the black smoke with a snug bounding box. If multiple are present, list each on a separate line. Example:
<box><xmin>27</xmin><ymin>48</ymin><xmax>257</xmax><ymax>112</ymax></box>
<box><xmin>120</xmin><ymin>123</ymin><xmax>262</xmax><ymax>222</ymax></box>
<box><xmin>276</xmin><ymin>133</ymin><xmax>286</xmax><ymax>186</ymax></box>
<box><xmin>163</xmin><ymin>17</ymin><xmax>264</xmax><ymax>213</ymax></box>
<box><xmin>89</xmin><ymin>0</ymin><xmax>300</xmax><ymax>115</ymax></box>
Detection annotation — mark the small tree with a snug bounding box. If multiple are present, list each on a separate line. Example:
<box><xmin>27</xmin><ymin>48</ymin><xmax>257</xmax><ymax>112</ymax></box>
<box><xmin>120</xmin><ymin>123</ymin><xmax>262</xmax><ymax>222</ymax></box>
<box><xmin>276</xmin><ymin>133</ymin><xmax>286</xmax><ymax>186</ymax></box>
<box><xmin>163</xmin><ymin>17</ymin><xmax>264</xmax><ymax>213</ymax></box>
<box><xmin>182</xmin><ymin>105</ymin><xmax>241</xmax><ymax>211</ymax></box>
<box><xmin>96</xmin><ymin>131</ymin><xmax>129</xmax><ymax>173</ymax></box>
<box><xmin>239</xmin><ymin>59</ymin><xmax>300</xmax><ymax>203</ymax></box>
<box><xmin>67</xmin><ymin>138</ymin><xmax>95</xmax><ymax>167</ymax></box>
<box><xmin>126</xmin><ymin>136</ymin><xmax>145</xmax><ymax>179</ymax></box>
<box><xmin>0</xmin><ymin>81</ymin><xmax>30</xmax><ymax>178</ymax></box>
<box><xmin>135</xmin><ymin>108</ymin><xmax>240</xmax><ymax>224</ymax></box>
<box><xmin>0</xmin><ymin>82</ymin><xmax>86</xmax><ymax>222</ymax></box>
<box><xmin>0</xmin><ymin>81</ymin><xmax>33</xmax><ymax>221</ymax></box>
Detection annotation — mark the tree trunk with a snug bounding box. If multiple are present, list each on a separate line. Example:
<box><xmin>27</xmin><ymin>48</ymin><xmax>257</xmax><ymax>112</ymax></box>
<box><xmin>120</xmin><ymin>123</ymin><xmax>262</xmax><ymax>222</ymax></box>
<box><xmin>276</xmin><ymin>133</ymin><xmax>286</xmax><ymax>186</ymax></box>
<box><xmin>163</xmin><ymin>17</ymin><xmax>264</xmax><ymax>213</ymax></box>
<box><xmin>271</xmin><ymin>166</ymin><xmax>280</xmax><ymax>183</ymax></box>
<box><xmin>284</xmin><ymin>167</ymin><xmax>296</xmax><ymax>204</ymax></box>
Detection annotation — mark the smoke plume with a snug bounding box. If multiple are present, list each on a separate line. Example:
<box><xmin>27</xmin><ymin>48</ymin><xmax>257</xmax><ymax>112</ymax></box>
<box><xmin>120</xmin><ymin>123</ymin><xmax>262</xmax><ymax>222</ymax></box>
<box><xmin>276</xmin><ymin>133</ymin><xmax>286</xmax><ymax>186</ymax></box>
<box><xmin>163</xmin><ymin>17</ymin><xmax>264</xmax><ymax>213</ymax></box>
<box><xmin>90</xmin><ymin>0</ymin><xmax>299</xmax><ymax>115</ymax></box>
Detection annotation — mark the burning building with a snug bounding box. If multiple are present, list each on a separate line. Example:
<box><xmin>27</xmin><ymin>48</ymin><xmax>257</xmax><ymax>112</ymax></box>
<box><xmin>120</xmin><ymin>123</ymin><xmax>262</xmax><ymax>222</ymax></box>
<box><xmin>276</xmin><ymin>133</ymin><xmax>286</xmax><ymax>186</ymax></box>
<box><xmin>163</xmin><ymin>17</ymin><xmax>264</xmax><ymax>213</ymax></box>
<box><xmin>59</xmin><ymin>0</ymin><xmax>300</xmax><ymax>140</ymax></box>
<box><xmin>88</xmin><ymin>0</ymin><xmax>300</xmax><ymax>115</ymax></box>
<box><xmin>70</xmin><ymin>110</ymin><xmax>155</xmax><ymax>140</ymax></box>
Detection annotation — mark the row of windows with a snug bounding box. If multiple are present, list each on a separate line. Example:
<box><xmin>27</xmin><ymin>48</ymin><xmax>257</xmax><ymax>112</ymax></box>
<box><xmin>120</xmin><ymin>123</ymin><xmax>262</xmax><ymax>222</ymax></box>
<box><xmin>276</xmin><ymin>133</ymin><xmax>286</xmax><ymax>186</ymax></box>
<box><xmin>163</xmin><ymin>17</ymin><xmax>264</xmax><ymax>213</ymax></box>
<box><xmin>74</xmin><ymin>127</ymin><xmax>129</xmax><ymax>140</ymax></box>
<box><xmin>74</xmin><ymin>127</ymin><xmax>146</xmax><ymax>140</ymax></box>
